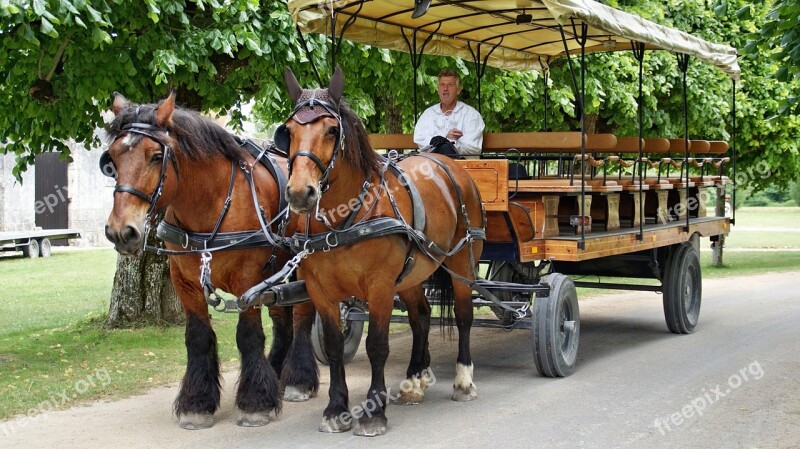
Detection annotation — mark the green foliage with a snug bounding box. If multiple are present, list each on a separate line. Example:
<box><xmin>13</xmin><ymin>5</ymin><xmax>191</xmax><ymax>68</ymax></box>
<box><xmin>791</xmin><ymin>181</ymin><xmax>800</xmax><ymax>206</ymax></box>
<box><xmin>742</xmin><ymin>0</ymin><xmax>800</xmax><ymax>114</ymax></box>
<box><xmin>1</xmin><ymin>0</ymin><xmax>798</xmax><ymax>190</ymax></box>
<box><xmin>0</xmin><ymin>0</ymin><xmax>313</xmax><ymax>179</ymax></box>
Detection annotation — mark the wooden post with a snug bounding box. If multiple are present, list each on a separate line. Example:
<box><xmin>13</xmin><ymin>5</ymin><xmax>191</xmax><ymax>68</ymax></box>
<box><xmin>606</xmin><ymin>193</ymin><xmax>620</xmax><ymax>231</ymax></box>
<box><xmin>543</xmin><ymin>195</ymin><xmax>560</xmax><ymax>237</ymax></box>
<box><xmin>657</xmin><ymin>191</ymin><xmax>669</xmax><ymax>224</ymax></box>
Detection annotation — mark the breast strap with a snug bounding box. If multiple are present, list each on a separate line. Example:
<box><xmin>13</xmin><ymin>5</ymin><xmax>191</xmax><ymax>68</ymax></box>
<box><xmin>386</xmin><ymin>161</ymin><xmax>426</xmax><ymax>232</ymax></box>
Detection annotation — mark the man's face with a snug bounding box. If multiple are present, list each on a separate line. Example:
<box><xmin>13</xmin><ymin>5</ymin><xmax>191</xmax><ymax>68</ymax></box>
<box><xmin>437</xmin><ymin>76</ymin><xmax>461</xmax><ymax>106</ymax></box>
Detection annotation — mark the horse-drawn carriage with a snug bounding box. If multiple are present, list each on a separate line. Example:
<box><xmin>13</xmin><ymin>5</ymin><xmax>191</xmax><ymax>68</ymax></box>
<box><xmin>102</xmin><ymin>0</ymin><xmax>738</xmax><ymax>437</ymax></box>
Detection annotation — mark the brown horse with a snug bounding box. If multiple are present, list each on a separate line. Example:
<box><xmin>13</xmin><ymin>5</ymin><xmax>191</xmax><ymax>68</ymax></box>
<box><xmin>279</xmin><ymin>67</ymin><xmax>485</xmax><ymax>436</ymax></box>
<box><xmin>102</xmin><ymin>92</ymin><xmax>318</xmax><ymax>429</ymax></box>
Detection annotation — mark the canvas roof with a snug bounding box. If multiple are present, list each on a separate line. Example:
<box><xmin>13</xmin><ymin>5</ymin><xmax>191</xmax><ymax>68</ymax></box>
<box><xmin>289</xmin><ymin>0</ymin><xmax>740</xmax><ymax>79</ymax></box>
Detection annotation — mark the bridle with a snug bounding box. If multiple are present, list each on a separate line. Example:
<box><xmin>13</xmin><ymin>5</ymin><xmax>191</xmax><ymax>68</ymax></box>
<box><xmin>100</xmin><ymin>122</ymin><xmax>174</xmax><ymax>224</ymax></box>
<box><xmin>279</xmin><ymin>90</ymin><xmax>345</xmax><ymax>193</ymax></box>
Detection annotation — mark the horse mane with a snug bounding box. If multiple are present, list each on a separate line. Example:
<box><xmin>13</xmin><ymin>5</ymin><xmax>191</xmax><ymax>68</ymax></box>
<box><xmin>339</xmin><ymin>103</ymin><xmax>382</xmax><ymax>177</ymax></box>
<box><xmin>105</xmin><ymin>101</ymin><xmax>247</xmax><ymax>162</ymax></box>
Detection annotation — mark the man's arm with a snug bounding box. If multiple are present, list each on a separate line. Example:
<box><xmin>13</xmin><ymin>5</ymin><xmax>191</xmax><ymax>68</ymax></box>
<box><xmin>454</xmin><ymin>108</ymin><xmax>485</xmax><ymax>156</ymax></box>
<box><xmin>413</xmin><ymin>108</ymin><xmax>435</xmax><ymax>148</ymax></box>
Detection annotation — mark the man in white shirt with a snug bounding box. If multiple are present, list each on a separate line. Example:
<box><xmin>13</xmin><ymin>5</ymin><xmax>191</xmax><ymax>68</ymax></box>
<box><xmin>413</xmin><ymin>69</ymin><xmax>485</xmax><ymax>158</ymax></box>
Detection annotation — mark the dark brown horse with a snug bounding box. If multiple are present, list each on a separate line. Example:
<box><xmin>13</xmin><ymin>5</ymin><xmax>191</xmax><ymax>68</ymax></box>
<box><xmin>103</xmin><ymin>92</ymin><xmax>318</xmax><ymax>429</ymax></box>
<box><xmin>279</xmin><ymin>67</ymin><xmax>485</xmax><ymax>436</ymax></box>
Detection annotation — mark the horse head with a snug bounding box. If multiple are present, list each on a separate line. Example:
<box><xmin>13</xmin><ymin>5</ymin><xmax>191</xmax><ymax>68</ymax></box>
<box><xmin>279</xmin><ymin>66</ymin><xmax>345</xmax><ymax>214</ymax></box>
<box><xmin>102</xmin><ymin>92</ymin><xmax>180</xmax><ymax>255</ymax></box>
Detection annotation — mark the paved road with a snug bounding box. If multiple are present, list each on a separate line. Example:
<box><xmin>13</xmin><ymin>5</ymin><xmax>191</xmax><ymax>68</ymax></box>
<box><xmin>2</xmin><ymin>271</ymin><xmax>799</xmax><ymax>449</ymax></box>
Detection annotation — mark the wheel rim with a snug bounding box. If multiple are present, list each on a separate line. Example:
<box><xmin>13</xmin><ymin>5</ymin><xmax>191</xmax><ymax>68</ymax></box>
<box><xmin>683</xmin><ymin>265</ymin><xmax>700</xmax><ymax>325</ymax></box>
<box><xmin>559</xmin><ymin>298</ymin><xmax>578</xmax><ymax>361</ymax></box>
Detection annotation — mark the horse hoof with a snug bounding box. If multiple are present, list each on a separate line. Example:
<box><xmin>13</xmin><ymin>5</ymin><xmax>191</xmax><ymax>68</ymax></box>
<box><xmin>237</xmin><ymin>410</ymin><xmax>270</xmax><ymax>427</ymax></box>
<box><xmin>178</xmin><ymin>412</ymin><xmax>214</xmax><ymax>430</ymax></box>
<box><xmin>353</xmin><ymin>416</ymin><xmax>388</xmax><ymax>437</ymax></box>
<box><xmin>451</xmin><ymin>384</ymin><xmax>478</xmax><ymax>402</ymax></box>
<box><xmin>394</xmin><ymin>390</ymin><xmax>424</xmax><ymax>405</ymax></box>
<box><xmin>284</xmin><ymin>385</ymin><xmax>313</xmax><ymax>402</ymax></box>
<box><xmin>319</xmin><ymin>416</ymin><xmax>351</xmax><ymax>433</ymax></box>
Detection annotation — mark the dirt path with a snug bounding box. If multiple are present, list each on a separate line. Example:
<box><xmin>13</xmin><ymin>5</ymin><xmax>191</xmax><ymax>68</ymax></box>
<box><xmin>2</xmin><ymin>271</ymin><xmax>799</xmax><ymax>449</ymax></box>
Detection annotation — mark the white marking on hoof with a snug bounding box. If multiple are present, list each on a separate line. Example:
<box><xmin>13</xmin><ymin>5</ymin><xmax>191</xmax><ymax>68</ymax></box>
<box><xmin>319</xmin><ymin>415</ymin><xmax>352</xmax><ymax>433</ymax></box>
<box><xmin>394</xmin><ymin>369</ymin><xmax>432</xmax><ymax>405</ymax></box>
<box><xmin>284</xmin><ymin>385</ymin><xmax>313</xmax><ymax>402</ymax></box>
<box><xmin>353</xmin><ymin>417</ymin><xmax>388</xmax><ymax>437</ymax></box>
<box><xmin>451</xmin><ymin>363</ymin><xmax>478</xmax><ymax>402</ymax></box>
<box><xmin>237</xmin><ymin>410</ymin><xmax>270</xmax><ymax>427</ymax></box>
<box><xmin>178</xmin><ymin>412</ymin><xmax>214</xmax><ymax>430</ymax></box>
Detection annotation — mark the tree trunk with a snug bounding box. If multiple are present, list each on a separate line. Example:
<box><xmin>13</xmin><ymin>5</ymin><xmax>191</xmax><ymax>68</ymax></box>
<box><xmin>379</xmin><ymin>89</ymin><xmax>403</xmax><ymax>134</ymax></box>
<box><xmin>107</xmin><ymin>232</ymin><xmax>182</xmax><ymax>327</ymax></box>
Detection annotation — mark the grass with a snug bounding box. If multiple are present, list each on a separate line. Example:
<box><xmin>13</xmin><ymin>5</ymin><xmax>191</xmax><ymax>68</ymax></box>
<box><xmin>1</xmin><ymin>207</ymin><xmax>799</xmax><ymax>419</ymax></box>
<box><xmin>0</xmin><ymin>249</ymin><xmax>245</xmax><ymax>420</ymax></box>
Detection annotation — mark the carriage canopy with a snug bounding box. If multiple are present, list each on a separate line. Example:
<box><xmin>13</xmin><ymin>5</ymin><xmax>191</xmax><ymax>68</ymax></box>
<box><xmin>288</xmin><ymin>0</ymin><xmax>740</xmax><ymax>79</ymax></box>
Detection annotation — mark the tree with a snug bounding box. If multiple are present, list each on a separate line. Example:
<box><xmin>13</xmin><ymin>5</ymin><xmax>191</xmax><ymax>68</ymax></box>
<box><xmin>0</xmin><ymin>0</ymin><xmax>316</xmax><ymax>326</ymax></box>
<box><xmin>2</xmin><ymin>0</ymin><xmax>799</xmax><ymax>324</ymax></box>
<box><xmin>742</xmin><ymin>0</ymin><xmax>800</xmax><ymax>115</ymax></box>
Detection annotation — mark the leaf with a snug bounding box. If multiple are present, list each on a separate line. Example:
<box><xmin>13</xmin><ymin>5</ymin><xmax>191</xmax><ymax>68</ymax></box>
<box><xmin>735</xmin><ymin>5</ymin><xmax>751</xmax><ymax>20</ymax></box>
<box><xmin>712</xmin><ymin>1</ymin><xmax>727</xmax><ymax>19</ymax></box>
<box><xmin>40</xmin><ymin>17</ymin><xmax>59</xmax><ymax>38</ymax></box>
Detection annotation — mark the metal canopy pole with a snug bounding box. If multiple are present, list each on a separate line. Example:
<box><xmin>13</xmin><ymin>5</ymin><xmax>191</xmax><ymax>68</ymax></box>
<box><xmin>327</xmin><ymin>2</ymin><xmax>363</xmax><ymax>75</ymax></box>
<box><xmin>467</xmin><ymin>38</ymin><xmax>503</xmax><ymax>115</ymax></box>
<box><xmin>632</xmin><ymin>41</ymin><xmax>646</xmax><ymax>241</ymax></box>
<box><xmin>677</xmin><ymin>53</ymin><xmax>691</xmax><ymax>232</ymax></box>
<box><xmin>566</xmin><ymin>20</ymin><xmax>589</xmax><ymax>250</ymax></box>
<box><xmin>295</xmin><ymin>25</ymin><xmax>324</xmax><ymax>87</ymax></box>
<box><xmin>400</xmin><ymin>23</ymin><xmax>441</xmax><ymax>121</ymax></box>
<box><xmin>540</xmin><ymin>56</ymin><xmax>549</xmax><ymax>132</ymax></box>
<box><xmin>731</xmin><ymin>79</ymin><xmax>737</xmax><ymax>226</ymax></box>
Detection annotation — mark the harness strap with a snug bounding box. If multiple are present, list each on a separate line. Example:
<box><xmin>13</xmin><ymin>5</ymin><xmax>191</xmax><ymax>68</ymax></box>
<box><xmin>240</xmin><ymin>138</ymin><xmax>289</xmax><ymax>214</ymax></box>
<box><xmin>156</xmin><ymin>221</ymin><xmax>278</xmax><ymax>252</ymax></box>
<box><xmin>386</xmin><ymin>162</ymin><xmax>427</xmax><ymax>232</ymax></box>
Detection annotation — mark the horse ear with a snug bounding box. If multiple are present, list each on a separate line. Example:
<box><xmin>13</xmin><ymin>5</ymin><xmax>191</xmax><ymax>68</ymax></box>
<box><xmin>112</xmin><ymin>92</ymin><xmax>129</xmax><ymax>116</ymax></box>
<box><xmin>156</xmin><ymin>90</ymin><xmax>176</xmax><ymax>127</ymax></box>
<box><xmin>284</xmin><ymin>67</ymin><xmax>303</xmax><ymax>104</ymax></box>
<box><xmin>329</xmin><ymin>65</ymin><xmax>344</xmax><ymax>105</ymax></box>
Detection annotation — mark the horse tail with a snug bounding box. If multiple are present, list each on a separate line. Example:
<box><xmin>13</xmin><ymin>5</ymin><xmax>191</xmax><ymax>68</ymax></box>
<box><xmin>427</xmin><ymin>265</ymin><xmax>455</xmax><ymax>337</ymax></box>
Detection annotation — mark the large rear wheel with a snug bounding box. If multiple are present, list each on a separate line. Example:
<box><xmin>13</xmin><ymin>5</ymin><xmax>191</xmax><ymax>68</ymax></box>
<box><xmin>532</xmin><ymin>273</ymin><xmax>579</xmax><ymax>377</ymax></box>
<box><xmin>663</xmin><ymin>242</ymin><xmax>702</xmax><ymax>334</ymax></box>
<box><xmin>38</xmin><ymin>238</ymin><xmax>52</xmax><ymax>258</ymax></box>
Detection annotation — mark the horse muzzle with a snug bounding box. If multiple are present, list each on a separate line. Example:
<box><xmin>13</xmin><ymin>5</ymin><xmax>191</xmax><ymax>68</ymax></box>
<box><xmin>105</xmin><ymin>222</ymin><xmax>144</xmax><ymax>256</ymax></box>
<box><xmin>286</xmin><ymin>184</ymin><xmax>319</xmax><ymax>215</ymax></box>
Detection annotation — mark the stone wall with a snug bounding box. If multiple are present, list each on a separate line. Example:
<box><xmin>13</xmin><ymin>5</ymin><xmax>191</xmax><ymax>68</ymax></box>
<box><xmin>67</xmin><ymin>140</ymin><xmax>115</xmax><ymax>248</ymax></box>
<box><xmin>0</xmin><ymin>153</ymin><xmax>36</xmax><ymax>232</ymax></box>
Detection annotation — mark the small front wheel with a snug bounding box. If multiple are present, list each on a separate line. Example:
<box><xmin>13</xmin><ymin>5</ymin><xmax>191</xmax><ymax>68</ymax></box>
<box><xmin>311</xmin><ymin>299</ymin><xmax>365</xmax><ymax>365</ymax></box>
<box><xmin>532</xmin><ymin>273</ymin><xmax>580</xmax><ymax>378</ymax></box>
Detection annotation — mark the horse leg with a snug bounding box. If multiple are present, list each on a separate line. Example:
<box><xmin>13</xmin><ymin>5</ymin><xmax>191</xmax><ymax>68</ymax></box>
<box><xmin>234</xmin><ymin>306</ymin><xmax>281</xmax><ymax>427</ymax></box>
<box><xmin>394</xmin><ymin>284</ymin><xmax>432</xmax><ymax>406</ymax></box>
<box><xmin>266</xmin><ymin>305</ymin><xmax>293</xmax><ymax>375</ymax></box>
<box><xmin>173</xmin><ymin>282</ymin><xmax>220</xmax><ymax>430</ymax></box>
<box><xmin>316</xmin><ymin>299</ymin><xmax>352</xmax><ymax>433</ymax></box>
<box><xmin>353</xmin><ymin>290</ymin><xmax>394</xmax><ymax>437</ymax></box>
<box><xmin>449</xmin><ymin>257</ymin><xmax>479</xmax><ymax>402</ymax></box>
<box><xmin>280</xmin><ymin>302</ymin><xmax>320</xmax><ymax>402</ymax></box>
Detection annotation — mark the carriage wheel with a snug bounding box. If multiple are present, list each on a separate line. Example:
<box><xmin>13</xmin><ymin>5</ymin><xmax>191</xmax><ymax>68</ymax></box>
<box><xmin>311</xmin><ymin>299</ymin><xmax>365</xmax><ymax>365</ymax></box>
<box><xmin>532</xmin><ymin>273</ymin><xmax>579</xmax><ymax>378</ymax></box>
<box><xmin>21</xmin><ymin>239</ymin><xmax>39</xmax><ymax>258</ymax></box>
<box><xmin>38</xmin><ymin>238</ymin><xmax>52</xmax><ymax>258</ymax></box>
<box><xmin>663</xmin><ymin>242</ymin><xmax>702</xmax><ymax>334</ymax></box>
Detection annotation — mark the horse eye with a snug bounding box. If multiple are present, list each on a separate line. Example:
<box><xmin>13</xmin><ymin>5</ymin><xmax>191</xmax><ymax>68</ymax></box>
<box><xmin>151</xmin><ymin>153</ymin><xmax>164</xmax><ymax>163</ymax></box>
<box><xmin>328</xmin><ymin>126</ymin><xmax>338</xmax><ymax>136</ymax></box>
